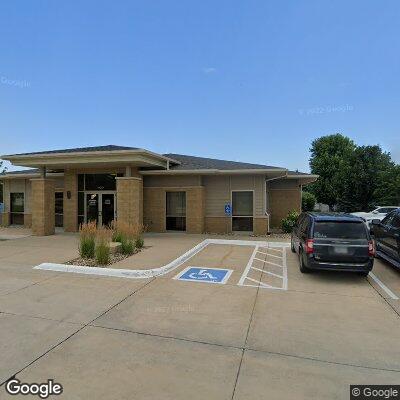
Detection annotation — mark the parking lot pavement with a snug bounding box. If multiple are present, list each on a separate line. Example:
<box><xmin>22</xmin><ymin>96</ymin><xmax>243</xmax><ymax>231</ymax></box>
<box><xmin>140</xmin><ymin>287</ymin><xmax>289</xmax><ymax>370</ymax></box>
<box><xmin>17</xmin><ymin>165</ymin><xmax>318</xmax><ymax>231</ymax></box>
<box><xmin>93</xmin><ymin>278</ymin><xmax>257</xmax><ymax>347</ymax></box>
<box><xmin>1</xmin><ymin>236</ymin><xmax>400</xmax><ymax>398</ymax></box>
<box><xmin>233</xmin><ymin>350</ymin><xmax>400</xmax><ymax>400</ymax></box>
<box><xmin>10</xmin><ymin>326</ymin><xmax>242</xmax><ymax>400</ymax></box>
<box><xmin>0</xmin><ymin>273</ymin><xmax>151</xmax><ymax>324</ymax></box>
<box><xmin>0</xmin><ymin>313</ymin><xmax>82</xmax><ymax>385</ymax></box>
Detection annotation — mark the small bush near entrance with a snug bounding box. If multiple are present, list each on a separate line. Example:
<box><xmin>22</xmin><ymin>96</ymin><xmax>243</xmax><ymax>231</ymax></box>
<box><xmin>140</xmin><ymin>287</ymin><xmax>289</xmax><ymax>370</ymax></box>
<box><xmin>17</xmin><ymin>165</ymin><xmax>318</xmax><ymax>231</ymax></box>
<box><xmin>302</xmin><ymin>191</ymin><xmax>317</xmax><ymax>212</ymax></box>
<box><xmin>95</xmin><ymin>227</ymin><xmax>112</xmax><ymax>265</ymax></box>
<box><xmin>281</xmin><ymin>210</ymin><xmax>300</xmax><ymax>233</ymax></box>
<box><xmin>79</xmin><ymin>221</ymin><xmax>96</xmax><ymax>258</ymax></box>
<box><xmin>135</xmin><ymin>236</ymin><xmax>144</xmax><ymax>249</ymax></box>
<box><xmin>111</xmin><ymin>220</ymin><xmax>145</xmax><ymax>255</ymax></box>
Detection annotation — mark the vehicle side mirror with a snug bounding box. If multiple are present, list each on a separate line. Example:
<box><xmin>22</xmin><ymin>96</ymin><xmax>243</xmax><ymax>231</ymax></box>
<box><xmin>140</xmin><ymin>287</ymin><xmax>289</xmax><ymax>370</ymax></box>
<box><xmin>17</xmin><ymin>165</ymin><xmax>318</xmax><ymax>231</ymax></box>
<box><xmin>371</xmin><ymin>219</ymin><xmax>381</xmax><ymax>225</ymax></box>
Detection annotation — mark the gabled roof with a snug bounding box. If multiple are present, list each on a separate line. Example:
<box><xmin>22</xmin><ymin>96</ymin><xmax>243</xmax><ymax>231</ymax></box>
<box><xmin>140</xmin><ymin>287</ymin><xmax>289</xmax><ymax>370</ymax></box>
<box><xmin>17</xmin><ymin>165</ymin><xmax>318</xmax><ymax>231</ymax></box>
<box><xmin>5</xmin><ymin>145</ymin><xmax>139</xmax><ymax>157</ymax></box>
<box><xmin>163</xmin><ymin>153</ymin><xmax>284</xmax><ymax>171</ymax></box>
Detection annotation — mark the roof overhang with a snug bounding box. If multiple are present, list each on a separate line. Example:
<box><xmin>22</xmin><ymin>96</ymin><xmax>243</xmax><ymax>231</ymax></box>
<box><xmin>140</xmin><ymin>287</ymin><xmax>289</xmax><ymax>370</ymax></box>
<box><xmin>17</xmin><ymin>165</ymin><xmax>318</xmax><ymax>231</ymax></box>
<box><xmin>287</xmin><ymin>174</ymin><xmax>319</xmax><ymax>185</ymax></box>
<box><xmin>1</xmin><ymin>149</ymin><xmax>181</xmax><ymax>170</ymax></box>
<box><xmin>140</xmin><ymin>168</ymin><xmax>288</xmax><ymax>176</ymax></box>
<box><xmin>0</xmin><ymin>172</ymin><xmax>63</xmax><ymax>180</ymax></box>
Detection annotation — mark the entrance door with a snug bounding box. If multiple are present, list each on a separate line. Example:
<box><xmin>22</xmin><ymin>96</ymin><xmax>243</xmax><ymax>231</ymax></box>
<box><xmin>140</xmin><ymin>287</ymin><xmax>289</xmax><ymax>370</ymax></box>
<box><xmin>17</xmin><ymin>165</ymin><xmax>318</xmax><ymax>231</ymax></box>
<box><xmin>85</xmin><ymin>193</ymin><xmax>115</xmax><ymax>226</ymax></box>
<box><xmin>101</xmin><ymin>193</ymin><xmax>115</xmax><ymax>226</ymax></box>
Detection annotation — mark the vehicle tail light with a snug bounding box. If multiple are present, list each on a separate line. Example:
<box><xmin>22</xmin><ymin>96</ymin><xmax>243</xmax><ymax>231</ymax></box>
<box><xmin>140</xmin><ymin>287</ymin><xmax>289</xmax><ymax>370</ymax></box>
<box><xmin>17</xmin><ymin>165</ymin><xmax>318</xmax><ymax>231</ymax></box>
<box><xmin>305</xmin><ymin>239</ymin><xmax>314</xmax><ymax>254</ymax></box>
<box><xmin>368</xmin><ymin>240</ymin><xmax>375</xmax><ymax>257</ymax></box>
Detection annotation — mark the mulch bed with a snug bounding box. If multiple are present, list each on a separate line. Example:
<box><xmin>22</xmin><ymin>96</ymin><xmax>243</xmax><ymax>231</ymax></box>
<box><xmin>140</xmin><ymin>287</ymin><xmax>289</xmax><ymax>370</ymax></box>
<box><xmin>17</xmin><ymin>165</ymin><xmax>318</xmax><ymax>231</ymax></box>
<box><xmin>66</xmin><ymin>248</ymin><xmax>141</xmax><ymax>267</ymax></box>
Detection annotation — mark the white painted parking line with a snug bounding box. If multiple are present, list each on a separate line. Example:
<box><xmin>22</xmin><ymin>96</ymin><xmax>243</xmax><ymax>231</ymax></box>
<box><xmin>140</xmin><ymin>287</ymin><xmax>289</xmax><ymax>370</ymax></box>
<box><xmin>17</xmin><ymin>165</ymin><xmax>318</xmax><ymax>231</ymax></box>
<box><xmin>238</xmin><ymin>243</ymin><xmax>288</xmax><ymax>291</ymax></box>
<box><xmin>369</xmin><ymin>272</ymin><xmax>399</xmax><ymax>300</ymax></box>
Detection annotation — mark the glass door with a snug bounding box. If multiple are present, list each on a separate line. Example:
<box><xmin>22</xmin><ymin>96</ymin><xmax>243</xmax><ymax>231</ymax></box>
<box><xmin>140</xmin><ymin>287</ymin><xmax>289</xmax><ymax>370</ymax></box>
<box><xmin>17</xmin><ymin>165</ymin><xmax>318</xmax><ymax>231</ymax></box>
<box><xmin>86</xmin><ymin>194</ymin><xmax>99</xmax><ymax>225</ymax></box>
<box><xmin>101</xmin><ymin>194</ymin><xmax>115</xmax><ymax>227</ymax></box>
<box><xmin>85</xmin><ymin>193</ymin><xmax>115</xmax><ymax>226</ymax></box>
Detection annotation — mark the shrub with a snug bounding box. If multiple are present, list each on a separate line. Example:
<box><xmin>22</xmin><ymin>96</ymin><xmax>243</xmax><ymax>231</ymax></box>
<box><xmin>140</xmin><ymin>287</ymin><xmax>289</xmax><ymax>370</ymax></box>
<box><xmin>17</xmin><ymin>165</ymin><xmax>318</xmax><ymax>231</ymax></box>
<box><xmin>79</xmin><ymin>221</ymin><xmax>96</xmax><ymax>258</ymax></box>
<box><xmin>281</xmin><ymin>210</ymin><xmax>300</xmax><ymax>233</ymax></box>
<box><xmin>111</xmin><ymin>220</ymin><xmax>144</xmax><ymax>255</ymax></box>
<box><xmin>95</xmin><ymin>227</ymin><xmax>112</xmax><ymax>265</ymax></box>
<box><xmin>135</xmin><ymin>236</ymin><xmax>144</xmax><ymax>249</ymax></box>
<box><xmin>302</xmin><ymin>191</ymin><xmax>317</xmax><ymax>212</ymax></box>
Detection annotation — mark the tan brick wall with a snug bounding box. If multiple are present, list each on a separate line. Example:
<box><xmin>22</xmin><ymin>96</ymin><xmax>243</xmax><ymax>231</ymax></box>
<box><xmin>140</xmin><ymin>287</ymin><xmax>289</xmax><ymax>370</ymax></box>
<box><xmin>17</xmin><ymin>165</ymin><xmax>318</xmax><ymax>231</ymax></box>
<box><xmin>116</xmin><ymin>177</ymin><xmax>143</xmax><ymax>226</ymax></box>
<box><xmin>205</xmin><ymin>217</ymin><xmax>230</xmax><ymax>234</ymax></box>
<box><xmin>64</xmin><ymin>171</ymin><xmax>78</xmax><ymax>232</ymax></box>
<box><xmin>186</xmin><ymin>187</ymin><xmax>205</xmax><ymax>234</ymax></box>
<box><xmin>143</xmin><ymin>186</ymin><xmax>205</xmax><ymax>234</ymax></box>
<box><xmin>24</xmin><ymin>213</ymin><xmax>32</xmax><ymax>228</ymax></box>
<box><xmin>1</xmin><ymin>212</ymin><xmax>10</xmax><ymax>227</ymax></box>
<box><xmin>31</xmin><ymin>179</ymin><xmax>55</xmax><ymax>236</ymax></box>
<box><xmin>253</xmin><ymin>217</ymin><xmax>269</xmax><ymax>235</ymax></box>
<box><xmin>143</xmin><ymin>188</ymin><xmax>166</xmax><ymax>232</ymax></box>
<box><xmin>269</xmin><ymin>188</ymin><xmax>301</xmax><ymax>228</ymax></box>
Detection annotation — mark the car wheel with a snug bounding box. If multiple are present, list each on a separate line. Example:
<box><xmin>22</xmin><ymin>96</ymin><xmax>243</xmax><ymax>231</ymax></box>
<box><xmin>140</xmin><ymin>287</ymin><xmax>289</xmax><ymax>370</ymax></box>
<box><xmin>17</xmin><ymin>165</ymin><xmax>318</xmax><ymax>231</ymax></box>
<box><xmin>290</xmin><ymin>237</ymin><xmax>295</xmax><ymax>253</ymax></box>
<box><xmin>299</xmin><ymin>251</ymin><xmax>310</xmax><ymax>273</ymax></box>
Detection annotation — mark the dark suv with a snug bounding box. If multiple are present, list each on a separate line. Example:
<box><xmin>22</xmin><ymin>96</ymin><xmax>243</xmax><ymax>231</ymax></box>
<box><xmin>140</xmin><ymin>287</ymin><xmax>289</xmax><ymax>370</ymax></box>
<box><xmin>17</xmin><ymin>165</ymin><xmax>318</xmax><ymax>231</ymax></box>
<box><xmin>371</xmin><ymin>209</ymin><xmax>400</xmax><ymax>269</ymax></box>
<box><xmin>291</xmin><ymin>212</ymin><xmax>374</xmax><ymax>276</ymax></box>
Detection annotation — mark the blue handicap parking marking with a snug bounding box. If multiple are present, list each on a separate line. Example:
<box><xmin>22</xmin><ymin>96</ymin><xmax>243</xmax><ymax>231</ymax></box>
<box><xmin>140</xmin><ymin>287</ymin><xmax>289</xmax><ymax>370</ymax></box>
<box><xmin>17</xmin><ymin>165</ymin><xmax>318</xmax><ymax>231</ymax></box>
<box><xmin>175</xmin><ymin>267</ymin><xmax>233</xmax><ymax>284</ymax></box>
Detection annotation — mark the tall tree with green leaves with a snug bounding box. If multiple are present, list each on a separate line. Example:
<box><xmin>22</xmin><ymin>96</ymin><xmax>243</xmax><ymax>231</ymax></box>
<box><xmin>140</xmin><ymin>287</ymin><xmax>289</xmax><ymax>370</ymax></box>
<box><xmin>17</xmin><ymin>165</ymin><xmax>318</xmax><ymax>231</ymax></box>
<box><xmin>337</xmin><ymin>145</ymin><xmax>395</xmax><ymax>211</ymax></box>
<box><xmin>308</xmin><ymin>134</ymin><xmax>355</xmax><ymax>209</ymax></box>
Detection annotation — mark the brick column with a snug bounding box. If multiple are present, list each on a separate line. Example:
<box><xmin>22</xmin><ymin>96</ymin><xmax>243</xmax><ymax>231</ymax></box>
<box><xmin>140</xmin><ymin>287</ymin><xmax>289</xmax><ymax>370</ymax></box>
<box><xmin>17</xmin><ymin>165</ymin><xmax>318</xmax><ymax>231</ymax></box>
<box><xmin>31</xmin><ymin>178</ymin><xmax>55</xmax><ymax>236</ymax></box>
<box><xmin>186</xmin><ymin>187</ymin><xmax>205</xmax><ymax>234</ymax></box>
<box><xmin>116</xmin><ymin>177</ymin><xmax>143</xmax><ymax>225</ymax></box>
<box><xmin>64</xmin><ymin>171</ymin><xmax>78</xmax><ymax>232</ymax></box>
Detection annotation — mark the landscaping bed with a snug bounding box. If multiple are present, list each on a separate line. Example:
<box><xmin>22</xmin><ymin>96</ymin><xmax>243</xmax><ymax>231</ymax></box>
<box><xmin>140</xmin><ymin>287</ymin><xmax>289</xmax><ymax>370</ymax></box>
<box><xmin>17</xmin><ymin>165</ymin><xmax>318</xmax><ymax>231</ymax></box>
<box><xmin>74</xmin><ymin>221</ymin><xmax>145</xmax><ymax>268</ymax></box>
<box><xmin>66</xmin><ymin>248</ymin><xmax>141</xmax><ymax>267</ymax></box>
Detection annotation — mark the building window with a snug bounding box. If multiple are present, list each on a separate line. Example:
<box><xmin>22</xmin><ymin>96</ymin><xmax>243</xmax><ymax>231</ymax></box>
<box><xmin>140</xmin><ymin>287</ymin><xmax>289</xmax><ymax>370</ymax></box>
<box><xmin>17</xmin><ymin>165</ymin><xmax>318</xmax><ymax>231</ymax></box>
<box><xmin>166</xmin><ymin>191</ymin><xmax>186</xmax><ymax>231</ymax></box>
<box><xmin>10</xmin><ymin>193</ymin><xmax>24</xmax><ymax>225</ymax></box>
<box><xmin>55</xmin><ymin>192</ymin><xmax>63</xmax><ymax>227</ymax></box>
<box><xmin>232</xmin><ymin>191</ymin><xmax>253</xmax><ymax>231</ymax></box>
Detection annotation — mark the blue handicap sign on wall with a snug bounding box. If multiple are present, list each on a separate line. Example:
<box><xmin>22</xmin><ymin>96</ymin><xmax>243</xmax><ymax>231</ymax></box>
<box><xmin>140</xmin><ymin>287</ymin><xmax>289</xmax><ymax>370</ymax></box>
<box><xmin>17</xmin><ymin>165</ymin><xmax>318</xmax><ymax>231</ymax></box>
<box><xmin>224</xmin><ymin>203</ymin><xmax>232</xmax><ymax>216</ymax></box>
<box><xmin>175</xmin><ymin>267</ymin><xmax>233</xmax><ymax>284</ymax></box>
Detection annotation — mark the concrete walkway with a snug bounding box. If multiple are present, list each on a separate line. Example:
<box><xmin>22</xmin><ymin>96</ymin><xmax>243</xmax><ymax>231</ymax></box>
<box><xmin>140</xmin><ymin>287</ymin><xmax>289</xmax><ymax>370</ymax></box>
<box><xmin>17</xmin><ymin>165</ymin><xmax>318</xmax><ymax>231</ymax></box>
<box><xmin>0</xmin><ymin>233</ymin><xmax>399</xmax><ymax>399</ymax></box>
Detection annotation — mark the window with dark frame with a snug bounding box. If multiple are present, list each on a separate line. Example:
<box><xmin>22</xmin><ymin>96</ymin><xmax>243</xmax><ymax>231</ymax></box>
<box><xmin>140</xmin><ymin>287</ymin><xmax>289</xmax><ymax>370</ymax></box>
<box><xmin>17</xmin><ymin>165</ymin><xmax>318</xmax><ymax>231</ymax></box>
<box><xmin>10</xmin><ymin>192</ymin><xmax>24</xmax><ymax>225</ymax></box>
<box><xmin>232</xmin><ymin>191</ymin><xmax>253</xmax><ymax>231</ymax></box>
<box><xmin>166</xmin><ymin>191</ymin><xmax>186</xmax><ymax>231</ymax></box>
<box><xmin>55</xmin><ymin>192</ymin><xmax>63</xmax><ymax>227</ymax></box>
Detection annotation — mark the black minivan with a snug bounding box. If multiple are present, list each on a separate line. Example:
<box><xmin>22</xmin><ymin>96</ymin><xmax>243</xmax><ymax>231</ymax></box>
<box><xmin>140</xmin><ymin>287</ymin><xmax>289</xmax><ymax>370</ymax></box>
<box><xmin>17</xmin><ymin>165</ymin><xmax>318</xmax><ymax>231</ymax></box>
<box><xmin>291</xmin><ymin>212</ymin><xmax>374</xmax><ymax>276</ymax></box>
<box><xmin>371</xmin><ymin>209</ymin><xmax>400</xmax><ymax>269</ymax></box>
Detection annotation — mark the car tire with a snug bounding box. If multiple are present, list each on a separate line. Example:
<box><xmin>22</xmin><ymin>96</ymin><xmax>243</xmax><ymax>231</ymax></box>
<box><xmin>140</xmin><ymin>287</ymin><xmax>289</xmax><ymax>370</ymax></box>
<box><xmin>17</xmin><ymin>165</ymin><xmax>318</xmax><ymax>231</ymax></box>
<box><xmin>290</xmin><ymin>237</ymin><xmax>295</xmax><ymax>253</ymax></box>
<box><xmin>358</xmin><ymin>271</ymin><xmax>369</xmax><ymax>277</ymax></box>
<box><xmin>299</xmin><ymin>251</ymin><xmax>310</xmax><ymax>273</ymax></box>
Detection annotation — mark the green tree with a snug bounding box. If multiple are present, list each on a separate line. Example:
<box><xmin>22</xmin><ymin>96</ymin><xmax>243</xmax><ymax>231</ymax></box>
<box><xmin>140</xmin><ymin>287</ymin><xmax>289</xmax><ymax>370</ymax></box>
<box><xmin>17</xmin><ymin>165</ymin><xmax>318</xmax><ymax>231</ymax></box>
<box><xmin>308</xmin><ymin>134</ymin><xmax>355</xmax><ymax>209</ymax></box>
<box><xmin>302</xmin><ymin>191</ymin><xmax>316</xmax><ymax>211</ymax></box>
<box><xmin>373</xmin><ymin>164</ymin><xmax>400</xmax><ymax>207</ymax></box>
<box><xmin>337</xmin><ymin>145</ymin><xmax>395</xmax><ymax>212</ymax></box>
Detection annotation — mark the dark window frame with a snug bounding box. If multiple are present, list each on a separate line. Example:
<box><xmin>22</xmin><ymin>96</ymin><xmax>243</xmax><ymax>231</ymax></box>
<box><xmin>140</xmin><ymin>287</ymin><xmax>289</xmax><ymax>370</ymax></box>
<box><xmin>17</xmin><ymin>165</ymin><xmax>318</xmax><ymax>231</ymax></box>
<box><xmin>232</xmin><ymin>190</ymin><xmax>254</xmax><ymax>232</ymax></box>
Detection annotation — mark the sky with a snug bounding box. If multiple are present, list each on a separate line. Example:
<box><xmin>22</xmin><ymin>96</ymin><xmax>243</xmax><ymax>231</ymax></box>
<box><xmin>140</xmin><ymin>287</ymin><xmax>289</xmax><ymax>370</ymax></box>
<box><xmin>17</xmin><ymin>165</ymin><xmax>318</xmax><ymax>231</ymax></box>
<box><xmin>0</xmin><ymin>0</ymin><xmax>399</xmax><ymax>172</ymax></box>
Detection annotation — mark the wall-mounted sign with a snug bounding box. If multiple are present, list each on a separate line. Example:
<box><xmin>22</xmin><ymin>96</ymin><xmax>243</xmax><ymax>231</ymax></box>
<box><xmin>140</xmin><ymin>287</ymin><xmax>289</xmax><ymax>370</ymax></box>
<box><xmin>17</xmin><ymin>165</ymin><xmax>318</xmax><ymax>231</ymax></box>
<box><xmin>224</xmin><ymin>203</ymin><xmax>232</xmax><ymax>216</ymax></box>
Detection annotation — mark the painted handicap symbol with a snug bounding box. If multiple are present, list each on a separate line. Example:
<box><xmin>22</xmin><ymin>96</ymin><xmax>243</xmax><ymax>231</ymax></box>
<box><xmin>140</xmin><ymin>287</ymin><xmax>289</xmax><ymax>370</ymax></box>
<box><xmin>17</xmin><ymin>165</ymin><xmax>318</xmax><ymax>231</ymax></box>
<box><xmin>188</xmin><ymin>269</ymin><xmax>218</xmax><ymax>281</ymax></box>
<box><xmin>174</xmin><ymin>267</ymin><xmax>233</xmax><ymax>285</ymax></box>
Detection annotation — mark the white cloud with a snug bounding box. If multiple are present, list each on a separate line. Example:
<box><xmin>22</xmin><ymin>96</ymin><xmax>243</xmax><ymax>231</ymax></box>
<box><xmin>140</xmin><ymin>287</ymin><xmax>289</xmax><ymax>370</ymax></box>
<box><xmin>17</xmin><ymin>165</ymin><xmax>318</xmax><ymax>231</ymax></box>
<box><xmin>202</xmin><ymin>67</ymin><xmax>216</xmax><ymax>74</ymax></box>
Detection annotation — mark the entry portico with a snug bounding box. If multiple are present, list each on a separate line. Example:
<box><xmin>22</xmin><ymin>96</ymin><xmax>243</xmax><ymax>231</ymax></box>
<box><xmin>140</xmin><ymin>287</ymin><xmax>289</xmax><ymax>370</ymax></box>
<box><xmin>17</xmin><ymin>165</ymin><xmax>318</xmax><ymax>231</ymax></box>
<box><xmin>0</xmin><ymin>145</ymin><xmax>318</xmax><ymax>236</ymax></box>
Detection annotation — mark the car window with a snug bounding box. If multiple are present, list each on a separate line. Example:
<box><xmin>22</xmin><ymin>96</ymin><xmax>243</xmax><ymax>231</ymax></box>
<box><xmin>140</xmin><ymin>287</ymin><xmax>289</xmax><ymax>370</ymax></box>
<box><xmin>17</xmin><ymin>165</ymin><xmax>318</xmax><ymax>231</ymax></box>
<box><xmin>378</xmin><ymin>207</ymin><xmax>396</xmax><ymax>214</ymax></box>
<box><xmin>382</xmin><ymin>212</ymin><xmax>395</xmax><ymax>226</ymax></box>
<box><xmin>299</xmin><ymin>216</ymin><xmax>308</xmax><ymax>235</ymax></box>
<box><xmin>390</xmin><ymin>215</ymin><xmax>400</xmax><ymax>229</ymax></box>
<box><xmin>313</xmin><ymin>222</ymin><xmax>367</xmax><ymax>239</ymax></box>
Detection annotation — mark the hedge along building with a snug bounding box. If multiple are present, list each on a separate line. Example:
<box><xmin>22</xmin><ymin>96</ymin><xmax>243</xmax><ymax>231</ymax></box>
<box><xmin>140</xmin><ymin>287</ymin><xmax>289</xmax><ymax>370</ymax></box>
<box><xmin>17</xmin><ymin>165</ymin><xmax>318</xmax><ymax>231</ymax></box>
<box><xmin>0</xmin><ymin>145</ymin><xmax>317</xmax><ymax>236</ymax></box>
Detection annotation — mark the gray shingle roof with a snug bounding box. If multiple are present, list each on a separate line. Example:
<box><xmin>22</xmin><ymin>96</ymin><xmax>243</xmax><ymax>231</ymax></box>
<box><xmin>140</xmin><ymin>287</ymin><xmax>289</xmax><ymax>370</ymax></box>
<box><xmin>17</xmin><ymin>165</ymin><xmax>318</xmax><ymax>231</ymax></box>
<box><xmin>164</xmin><ymin>153</ymin><xmax>284</xmax><ymax>171</ymax></box>
<box><xmin>6</xmin><ymin>145</ymin><xmax>139</xmax><ymax>157</ymax></box>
